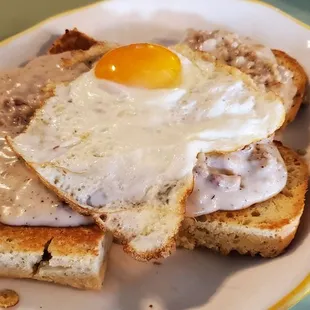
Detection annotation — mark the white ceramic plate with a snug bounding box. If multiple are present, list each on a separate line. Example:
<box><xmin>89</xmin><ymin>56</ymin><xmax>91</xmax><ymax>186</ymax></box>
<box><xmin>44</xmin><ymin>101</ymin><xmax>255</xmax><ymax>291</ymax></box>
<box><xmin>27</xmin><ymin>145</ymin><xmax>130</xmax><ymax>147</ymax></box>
<box><xmin>0</xmin><ymin>1</ymin><xmax>309</xmax><ymax>309</ymax></box>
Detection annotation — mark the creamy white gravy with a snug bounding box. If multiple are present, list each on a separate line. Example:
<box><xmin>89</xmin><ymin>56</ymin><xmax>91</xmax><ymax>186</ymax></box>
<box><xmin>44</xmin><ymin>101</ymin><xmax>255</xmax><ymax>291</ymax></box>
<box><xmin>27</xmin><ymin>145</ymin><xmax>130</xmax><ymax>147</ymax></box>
<box><xmin>186</xmin><ymin>140</ymin><xmax>287</xmax><ymax>216</ymax></box>
<box><xmin>0</xmin><ymin>53</ymin><xmax>92</xmax><ymax>226</ymax></box>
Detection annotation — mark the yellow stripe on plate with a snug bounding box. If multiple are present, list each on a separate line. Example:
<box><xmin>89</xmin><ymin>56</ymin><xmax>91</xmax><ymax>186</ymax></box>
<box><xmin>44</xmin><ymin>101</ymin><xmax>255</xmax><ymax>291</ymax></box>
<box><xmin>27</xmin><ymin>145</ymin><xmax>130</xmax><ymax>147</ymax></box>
<box><xmin>269</xmin><ymin>274</ymin><xmax>310</xmax><ymax>310</ymax></box>
<box><xmin>0</xmin><ymin>0</ymin><xmax>309</xmax><ymax>309</ymax></box>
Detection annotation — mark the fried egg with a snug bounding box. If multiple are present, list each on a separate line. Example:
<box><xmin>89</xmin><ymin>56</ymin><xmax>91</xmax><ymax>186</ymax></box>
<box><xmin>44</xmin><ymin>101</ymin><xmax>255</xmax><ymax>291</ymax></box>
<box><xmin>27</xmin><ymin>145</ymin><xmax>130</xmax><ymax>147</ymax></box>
<box><xmin>10</xmin><ymin>43</ymin><xmax>285</xmax><ymax>213</ymax></box>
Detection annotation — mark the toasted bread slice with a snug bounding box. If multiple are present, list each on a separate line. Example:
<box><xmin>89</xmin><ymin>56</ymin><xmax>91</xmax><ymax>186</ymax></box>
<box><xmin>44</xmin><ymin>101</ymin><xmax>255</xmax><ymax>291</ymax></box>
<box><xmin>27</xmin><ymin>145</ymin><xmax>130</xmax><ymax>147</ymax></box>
<box><xmin>272</xmin><ymin>50</ymin><xmax>308</xmax><ymax>127</ymax></box>
<box><xmin>0</xmin><ymin>30</ymin><xmax>114</xmax><ymax>289</ymax></box>
<box><xmin>177</xmin><ymin>143</ymin><xmax>308</xmax><ymax>257</ymax></box>
<box><xmin>0</xmin><ymin>225</ymin><xmax>112</xmax><ymax>290</ymax></box>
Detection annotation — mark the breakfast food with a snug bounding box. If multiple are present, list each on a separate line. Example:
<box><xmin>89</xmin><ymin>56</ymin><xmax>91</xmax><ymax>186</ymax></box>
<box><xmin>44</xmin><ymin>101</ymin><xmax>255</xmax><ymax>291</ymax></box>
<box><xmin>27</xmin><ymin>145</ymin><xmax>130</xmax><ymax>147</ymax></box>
<box><xmin>0</xmin><ymin>225</ymin><xmax>112</xmax><ymax>290</ymax></box>
<box><xmin>0</xmin><ymin>24</ymin><xmax>308</xmax><ymax>291</ymax></box>
<box><xmin>48</xmin><ymin>28</ymin><xmax>98</xmax><ymax>54</ymax></box>
<box><xmin>185</xmin><ymin>139</ymin><xmax>288</xmax><ymax>217</ymax></box>
<box><xmin>0</xmin><ymin>30</ymin><xmax>113</xmax><ymax>289</ymax></box>
<box><xmin>173</xmin><ymin>29</ymin><xmax>309</xmax><ymax>257</ymax></box>
<box><xmin>184</xmin><ymin>29</ymin><xmax>308</xmax><ymax>127</ymax></box>
<box><xmin>178</xmin><ymin>143</ymin><xmax>308</xmax><ymax>257</ymax></box>
<box><xmin>9</xmin><ymin>43</ymin><xmax>285</xmax><ymax>260</ymax></box>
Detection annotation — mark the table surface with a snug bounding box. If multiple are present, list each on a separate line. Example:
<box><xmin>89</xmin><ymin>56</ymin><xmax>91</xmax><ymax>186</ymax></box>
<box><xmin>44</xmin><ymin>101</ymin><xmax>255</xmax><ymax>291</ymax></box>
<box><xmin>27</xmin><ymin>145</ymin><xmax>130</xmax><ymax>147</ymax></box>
<box><xmin>0</xmin><ymin>0</ymin><xmax>309</xmax><ymax>309</ymax></box>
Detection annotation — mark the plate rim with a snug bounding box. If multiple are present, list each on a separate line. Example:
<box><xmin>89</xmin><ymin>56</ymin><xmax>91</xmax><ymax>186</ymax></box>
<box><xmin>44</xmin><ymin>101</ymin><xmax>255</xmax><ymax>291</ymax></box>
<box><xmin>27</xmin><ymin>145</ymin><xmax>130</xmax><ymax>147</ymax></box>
<box><xmin>0</xmin><ymin>0</ymin><xmax>309</xmax><ymax>309</ymax></box>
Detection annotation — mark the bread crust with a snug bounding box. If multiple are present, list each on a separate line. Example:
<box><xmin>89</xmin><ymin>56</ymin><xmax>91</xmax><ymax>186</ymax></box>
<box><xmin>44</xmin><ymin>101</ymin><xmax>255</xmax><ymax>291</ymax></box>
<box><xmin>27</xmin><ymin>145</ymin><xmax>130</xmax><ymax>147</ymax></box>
<box><xmin>177</xmin><ymin>143</ymin><xmax>309</xmax><ymax>257</ymax></box>
<box><xmin>0</xmin><ymin>224</ymin><xmax>112</xmax><ymax>289</ymax></box>
<box><xmin>272</xmin><ymin>49</ymin><xmax>308</xmax><ymax>127</ymax></box>
<box><xmin>48</xmin><ymin>28</ymin><xmax>97</xmax><ymax>55</ymax></box>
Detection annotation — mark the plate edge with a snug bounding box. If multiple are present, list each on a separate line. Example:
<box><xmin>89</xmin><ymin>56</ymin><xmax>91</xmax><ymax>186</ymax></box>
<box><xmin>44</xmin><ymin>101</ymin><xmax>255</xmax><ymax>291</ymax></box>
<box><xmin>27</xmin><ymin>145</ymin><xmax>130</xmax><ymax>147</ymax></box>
<box><xmin>0</xmin><ymin>1</ymin><xmax>101</xmax><ymax>47</ymax></box>
<box><xmin>0</xmin><ymin>0</ymin><xmax>308</xmax><ymax>309</ymax></box>
<box><xmin>0</xmin><ymin>0</ymin><xmax>309</xmax><ymax>48</ymax></box>
<box><xmin>269</xmin><ymin>274</ymin><xmax>310</xmax><ymax>309</ymax></box>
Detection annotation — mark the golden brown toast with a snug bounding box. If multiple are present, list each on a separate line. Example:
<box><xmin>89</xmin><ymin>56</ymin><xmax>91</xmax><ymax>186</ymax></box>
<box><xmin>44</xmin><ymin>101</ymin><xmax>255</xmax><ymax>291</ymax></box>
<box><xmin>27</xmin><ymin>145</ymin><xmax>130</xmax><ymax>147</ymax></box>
<box><xmin>177</xmin><ymin>143</ymin><xmax>309</xmax><ymax>257</ymax></box>
<box><xmin>0</xmin><ymin>225</ymin><xmax>112</xmax><ymax>290</ymax></box>
<box><xmin>273</xmin><ymin>49</ymin><xmax>308</xmax><ymax>127</ymax></box>
<box><xmin>48</xmin><ymin>28</ymin><xmax>97</xmax><ymax>55</ymax></box>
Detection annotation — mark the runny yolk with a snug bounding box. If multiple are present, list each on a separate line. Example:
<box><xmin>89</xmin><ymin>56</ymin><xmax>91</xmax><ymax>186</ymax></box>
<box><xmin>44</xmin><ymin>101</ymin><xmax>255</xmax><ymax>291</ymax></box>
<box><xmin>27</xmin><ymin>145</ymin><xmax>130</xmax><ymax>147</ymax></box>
<box><xmin>94</xmin><ymin>43</ymin><xmax>182</xmax><ymax>89</ymax></box>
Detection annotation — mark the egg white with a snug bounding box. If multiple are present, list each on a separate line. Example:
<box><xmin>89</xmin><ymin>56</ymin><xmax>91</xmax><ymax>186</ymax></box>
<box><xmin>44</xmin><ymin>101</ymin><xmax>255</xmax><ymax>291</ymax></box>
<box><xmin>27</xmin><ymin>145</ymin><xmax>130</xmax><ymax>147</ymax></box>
<box><xmin>11</xmin><ymin>49</ymin><xmax>285</xmax><ymax>210</ymax></box>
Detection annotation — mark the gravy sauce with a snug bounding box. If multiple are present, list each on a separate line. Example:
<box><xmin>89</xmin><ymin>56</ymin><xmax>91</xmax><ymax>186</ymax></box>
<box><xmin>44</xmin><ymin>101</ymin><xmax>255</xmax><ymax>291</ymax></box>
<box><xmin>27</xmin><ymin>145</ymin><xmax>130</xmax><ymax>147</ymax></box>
<box><xmin>186</xmin><ymin>140</ymin><xmax>287</xmax><ymax>216</ymax></box>
<box><xmin>0</xmin><ymin>53</ymin><xmax>92</xmax><ymax>226</ymax></box>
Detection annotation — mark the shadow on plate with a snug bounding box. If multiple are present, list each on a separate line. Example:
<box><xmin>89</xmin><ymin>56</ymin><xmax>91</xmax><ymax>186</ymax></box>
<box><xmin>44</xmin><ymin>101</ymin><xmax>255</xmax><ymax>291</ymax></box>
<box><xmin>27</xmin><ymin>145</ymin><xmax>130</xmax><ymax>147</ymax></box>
<box><xmin>103</xmin><ymin>244</ymin><xmax>268</xmax><ymax>310</ymax></box>
<box><xmin>36</xmin><ymin>34</ymin><xmax>60</xmax><ymax>56</ymax></box>
<box><xmin>18</xmin><ymin>34</ymin><xmax>59</xmax><ymax>67</ymax></box>
<box><xmin>105</xmin><ymin>199</ymin><xmax>309</xmax><ymax>310</ymax></box>
<box><xmin>282</xmin><ymin>104</ymin><xmax>310</xmax><ymax>151</ymax></box>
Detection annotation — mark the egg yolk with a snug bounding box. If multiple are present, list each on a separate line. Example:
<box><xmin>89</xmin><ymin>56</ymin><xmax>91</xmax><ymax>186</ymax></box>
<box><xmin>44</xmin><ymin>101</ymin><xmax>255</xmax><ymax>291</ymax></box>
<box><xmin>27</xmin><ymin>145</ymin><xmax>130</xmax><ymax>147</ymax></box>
<box><xmin>94</xmin><ymin>43</ymin><xmax>182</xmax><ymax>89</ymax></box>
